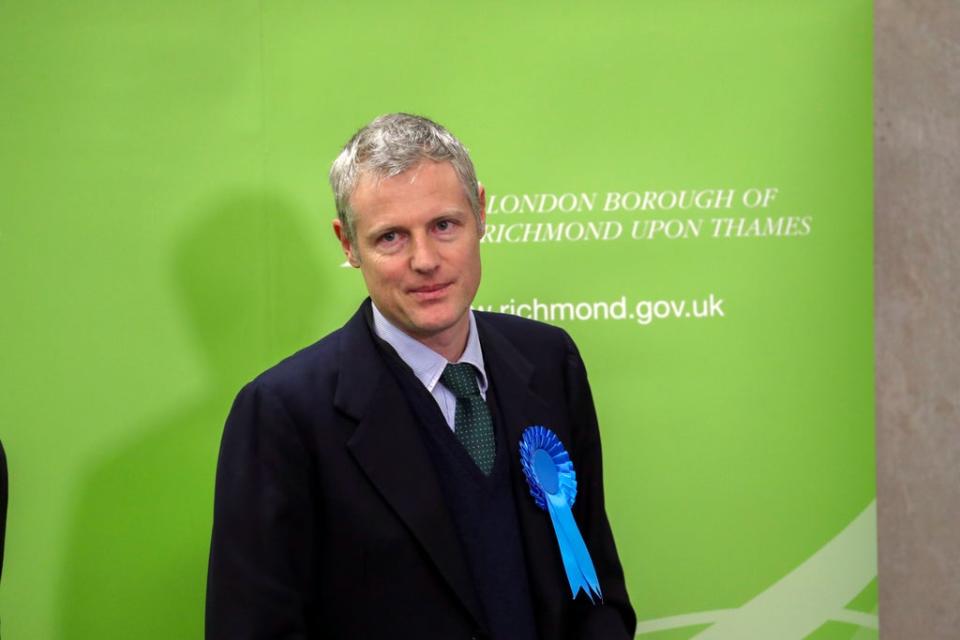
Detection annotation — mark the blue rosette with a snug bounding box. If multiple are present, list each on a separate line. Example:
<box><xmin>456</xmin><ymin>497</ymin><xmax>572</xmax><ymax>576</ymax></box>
<box><xmin>519</xmin><ymin>425</ymin><xmax>602</xmax><ymax>602</ymax></box>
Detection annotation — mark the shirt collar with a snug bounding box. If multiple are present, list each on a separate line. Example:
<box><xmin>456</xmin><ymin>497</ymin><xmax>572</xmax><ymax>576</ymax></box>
<box><xmin>371</xmin><ymin>302</ymin><xmax>488</xmax><ymax>394</ymax></box>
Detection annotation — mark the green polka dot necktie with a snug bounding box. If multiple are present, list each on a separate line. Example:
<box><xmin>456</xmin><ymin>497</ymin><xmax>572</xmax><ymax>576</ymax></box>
<box><xmin>440</xmin><ymin>363</ymin><xmax>495</xmax><ymax>475</ymax></box>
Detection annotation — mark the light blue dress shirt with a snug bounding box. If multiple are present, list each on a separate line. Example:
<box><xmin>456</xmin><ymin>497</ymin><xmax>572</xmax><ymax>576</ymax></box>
<box><xmin>371</xmin><ymin>303</ymin><xmax>488</xmax><ymax>432</ymax></box>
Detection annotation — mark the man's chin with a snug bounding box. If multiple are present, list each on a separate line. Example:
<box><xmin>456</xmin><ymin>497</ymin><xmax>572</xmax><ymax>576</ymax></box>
<box><xmin>403</xmin><ymin>310</ymin><xmax>468</xmax><ymax>341</ymax></box>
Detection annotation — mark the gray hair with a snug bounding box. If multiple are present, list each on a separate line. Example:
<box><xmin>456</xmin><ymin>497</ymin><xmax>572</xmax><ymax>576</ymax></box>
<box><xmin>329</xmin><ymin>113</ymin><xmax>481</xmax><ymax>245</ymax></box>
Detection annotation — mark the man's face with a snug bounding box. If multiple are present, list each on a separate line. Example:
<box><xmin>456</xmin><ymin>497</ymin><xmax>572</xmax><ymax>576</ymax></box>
<box><xmin>334</xmin><ymin>160</ymin><xmax>485</xmax><ymax>355</ymax></box>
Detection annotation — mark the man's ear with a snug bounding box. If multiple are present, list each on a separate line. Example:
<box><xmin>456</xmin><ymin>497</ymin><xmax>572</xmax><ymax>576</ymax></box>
<box><xmin>332</xmin><ymin>219</ymin><xmax>361</xmax><ymax>267</ymax></box>
<box><xmin>477</xmin><ymin>182</ymin><xmax>487</xmax><ymax>237</ymax></box>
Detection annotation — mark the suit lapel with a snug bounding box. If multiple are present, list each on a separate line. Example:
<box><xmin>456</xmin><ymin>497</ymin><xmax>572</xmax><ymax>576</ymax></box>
<box><xmin>334</xmin><ymin>303</ymin><xmax>485</xmax><ymax>629</ymax></box>
<box><xmin>476</xmin><ymin>315</ymin><xmax>568</xmax><ymax>624</ymax></box>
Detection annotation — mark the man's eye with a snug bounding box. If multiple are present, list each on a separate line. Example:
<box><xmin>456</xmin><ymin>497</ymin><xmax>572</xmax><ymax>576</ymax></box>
<box><xmin>380</xmin><ymin>231</ymin><xmax>398</xmax><ymax>244</ymax></box>
<box><xmin>436</xmin><ymin>220</ymin><xmax>455</xmax><ymax>232</ymax></box>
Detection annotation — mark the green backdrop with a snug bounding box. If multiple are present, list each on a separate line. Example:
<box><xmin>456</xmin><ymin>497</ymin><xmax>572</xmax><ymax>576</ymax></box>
<box><xmin>0</xmin><ymin>1</ymin><xmax>875</xmax><ymax>638</ymax></box>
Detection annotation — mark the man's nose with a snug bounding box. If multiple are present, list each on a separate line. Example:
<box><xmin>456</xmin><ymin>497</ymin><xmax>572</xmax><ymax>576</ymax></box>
<box><xmin>409</xmin><ymin>234</ymin><xmax>440</xmax><ymax>273</ymax></box>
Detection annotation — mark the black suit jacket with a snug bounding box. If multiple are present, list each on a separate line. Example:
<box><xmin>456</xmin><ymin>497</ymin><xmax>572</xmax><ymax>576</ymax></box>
<box><xmin>206</xmin><ymin>301</ymin><xmax>635</xmax><ymax>639</ymax></box>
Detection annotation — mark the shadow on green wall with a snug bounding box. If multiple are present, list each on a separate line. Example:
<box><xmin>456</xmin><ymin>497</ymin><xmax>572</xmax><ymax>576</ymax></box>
<box><xmin>57</xmin><ymin>192</ymin><xmax>328</xmax><ymax>638</ymax></box>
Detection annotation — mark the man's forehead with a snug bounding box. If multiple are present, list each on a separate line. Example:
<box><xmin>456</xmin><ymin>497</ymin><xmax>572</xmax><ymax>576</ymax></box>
<box><xmin>351</xmin><ymin>161</ymin><xmax>463</xmax><ymax>210</ymax></box>
<box><xmin>356</xmin><ymin>159</ymin><xmax>453</xmax><ymax>191</ymax></box>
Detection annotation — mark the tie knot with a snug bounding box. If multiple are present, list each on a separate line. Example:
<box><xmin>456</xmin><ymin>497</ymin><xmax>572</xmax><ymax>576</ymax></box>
<box><xmin>440</xmin><ymin>363</ymin><xmax>481</xmax><ymax>399</ymax></box>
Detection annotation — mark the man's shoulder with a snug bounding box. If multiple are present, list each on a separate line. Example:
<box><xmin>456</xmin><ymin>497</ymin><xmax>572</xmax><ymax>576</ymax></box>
<box><xmin>240</xmin><ymin>321</ymin><xmax>354</xmax><ymax>404</ymax></box>
<box><xmin>475</xmin><ymin>310</ymin><xmax>577</xmax><ymax>358</ymax></box>
<box><xmin>476</xmin><ymin>309</ymin><xmax>564</xmax><ymax>333</ymax></box>
<box><xmin>262</xmin><ymin>332</ymin><xmax>340</xmax><ymax>382</ymax></box>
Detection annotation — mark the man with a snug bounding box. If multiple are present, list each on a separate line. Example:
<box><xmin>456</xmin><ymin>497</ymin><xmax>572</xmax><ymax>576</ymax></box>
<box><xmin>207</xmin><ymin>113</ymin><xmax>635</xmax><ymax>639</ymax></box>
<box><xmin>0</xmin><ymin>439</ymin><xmax>6</xmax><ymax>581</ymax></box>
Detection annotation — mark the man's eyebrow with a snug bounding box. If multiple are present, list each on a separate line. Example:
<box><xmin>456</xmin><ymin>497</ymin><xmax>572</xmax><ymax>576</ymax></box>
<box><xmin>365</xmin><ymin>223</ymin><xmax>401</xmax><ymax>239</ymax></box>
<box><xmin>365</xmin><ymin>209</ymin><xmax>469</xmax><ymax>237</ymax></box>
<box><xmin>432</xmin><ymin>208</ymin><xmax>470</xmax><ymax>220</ymax></box>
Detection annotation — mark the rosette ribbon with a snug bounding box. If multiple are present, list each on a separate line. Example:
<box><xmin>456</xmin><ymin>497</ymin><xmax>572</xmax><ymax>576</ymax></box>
<box><xmin>519</xmin><ymin>425</ymin><xmax>602</xmax><ymax>602</ymax></box>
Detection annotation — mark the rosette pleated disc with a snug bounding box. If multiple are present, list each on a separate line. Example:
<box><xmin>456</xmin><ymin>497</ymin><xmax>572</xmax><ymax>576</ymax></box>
<box><xmin>520</xmin><ymin>426</ymin><xmax>578</xmax><ymax>511</ymax></box>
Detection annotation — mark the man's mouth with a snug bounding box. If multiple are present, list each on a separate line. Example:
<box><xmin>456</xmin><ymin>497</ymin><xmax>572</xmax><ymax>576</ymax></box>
<box><xmin>408</xmin><ymin>282</ymin><xmax>452</xmax><ymax>299</ymax></box>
